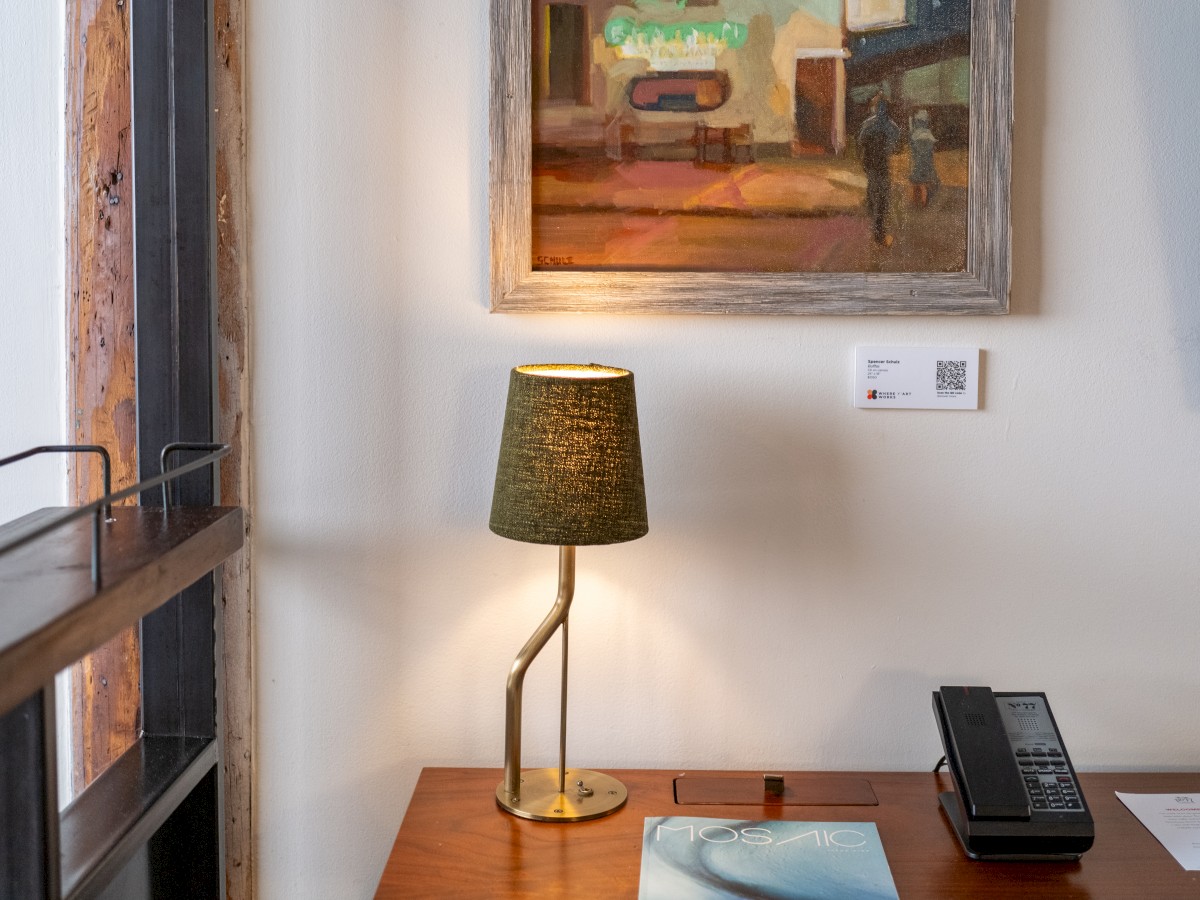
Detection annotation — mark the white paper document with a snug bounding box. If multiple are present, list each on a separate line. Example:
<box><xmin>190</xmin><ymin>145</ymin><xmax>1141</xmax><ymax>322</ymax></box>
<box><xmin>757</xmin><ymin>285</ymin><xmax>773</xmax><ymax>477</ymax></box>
<box><xmin>853</xmin><ymin>346</ymin><xmax>979</xmax><ymax>410</ymax></box>
<box><xmin>1115</xmin><ymin>792</ymin><xmax>1200</xmax><ymax>870</ymax></box>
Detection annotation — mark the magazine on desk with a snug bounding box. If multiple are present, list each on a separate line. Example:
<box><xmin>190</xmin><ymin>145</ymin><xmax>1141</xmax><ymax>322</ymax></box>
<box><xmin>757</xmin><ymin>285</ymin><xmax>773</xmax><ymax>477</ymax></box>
<box><xmin>639</xmin><ymin>817</ymin><xmax>899</xmax><ymax>899</ymax></box>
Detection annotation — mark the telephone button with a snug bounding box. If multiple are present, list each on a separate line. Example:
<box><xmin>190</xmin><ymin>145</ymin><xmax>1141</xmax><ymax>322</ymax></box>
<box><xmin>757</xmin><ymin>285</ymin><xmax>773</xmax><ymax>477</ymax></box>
<box><xmin>1056</xmin><ymin>776</ymin><xmax>1073</xmax><ymax>783</ymax></box>
<box><xmin>1015</xmin><ymin>748</ymin><xmax>1031</xmax><ymax>756</ymax></box>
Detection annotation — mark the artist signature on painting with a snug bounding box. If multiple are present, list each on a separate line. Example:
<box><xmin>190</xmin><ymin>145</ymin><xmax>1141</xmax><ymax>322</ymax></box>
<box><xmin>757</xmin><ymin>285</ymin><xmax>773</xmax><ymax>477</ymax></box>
<box><xmin>536</xmin><ymin>256</ymin><xmax>575</xmax><ymax>266</ymax></box>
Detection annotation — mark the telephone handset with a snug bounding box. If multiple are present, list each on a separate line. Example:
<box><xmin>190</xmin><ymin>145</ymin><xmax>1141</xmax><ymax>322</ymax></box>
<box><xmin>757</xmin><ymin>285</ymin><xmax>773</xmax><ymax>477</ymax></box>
<box><xmin>933</xmin><ymin>686</ymin><xmax>1094</xmax><ymax>861</ymax></box>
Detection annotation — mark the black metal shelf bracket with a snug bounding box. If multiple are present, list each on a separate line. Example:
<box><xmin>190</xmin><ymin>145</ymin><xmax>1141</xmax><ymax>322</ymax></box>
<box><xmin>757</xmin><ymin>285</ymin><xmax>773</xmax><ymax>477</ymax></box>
<box><xmin>159</xmin><ymin>443</ymin><xmax>227</xmax><ymax>509</ymax></box>
<box><xmin>0</xmin><ymin>445</ymin><xmax>113</xmax><ymax>585</ymax></box>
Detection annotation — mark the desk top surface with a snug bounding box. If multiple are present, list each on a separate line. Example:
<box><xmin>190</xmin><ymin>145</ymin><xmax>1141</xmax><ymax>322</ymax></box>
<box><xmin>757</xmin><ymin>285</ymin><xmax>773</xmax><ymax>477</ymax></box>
<box><xmin>377</xmin><ymin>767</ymin><xmax>1200</xmax><ymax>898</ymax></box>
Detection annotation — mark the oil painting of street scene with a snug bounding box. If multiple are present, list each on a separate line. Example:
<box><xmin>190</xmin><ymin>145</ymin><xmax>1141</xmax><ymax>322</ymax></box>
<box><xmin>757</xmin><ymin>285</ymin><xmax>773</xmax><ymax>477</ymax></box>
<box><xmin>532</xmin><ymin>0</ymin><xmax>971</xmax><ymax>273</ymax></box>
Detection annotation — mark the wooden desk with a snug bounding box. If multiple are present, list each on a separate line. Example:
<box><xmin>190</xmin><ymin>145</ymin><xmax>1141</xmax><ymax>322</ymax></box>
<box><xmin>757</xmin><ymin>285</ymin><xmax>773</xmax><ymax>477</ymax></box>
<box><xmin>376</xmin><ymin>768</ymin><xmax>1200</xmax><ymax>898</ymax></box>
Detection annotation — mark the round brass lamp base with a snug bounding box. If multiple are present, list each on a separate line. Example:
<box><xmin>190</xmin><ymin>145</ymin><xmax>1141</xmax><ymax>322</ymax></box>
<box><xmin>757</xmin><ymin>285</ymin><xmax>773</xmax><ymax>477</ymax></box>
<box><xmin>496</xmin><ymin>768</ymin><xmax>627</xmax><ymax>822</ymax></box>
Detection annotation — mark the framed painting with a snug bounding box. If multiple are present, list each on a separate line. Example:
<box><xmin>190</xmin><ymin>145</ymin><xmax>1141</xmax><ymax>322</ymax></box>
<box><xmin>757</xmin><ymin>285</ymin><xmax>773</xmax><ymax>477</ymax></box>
<box><xmin>490</xmin><ymin>0</ymin><xmax>1013</xmax><ymax>314</ymax></box>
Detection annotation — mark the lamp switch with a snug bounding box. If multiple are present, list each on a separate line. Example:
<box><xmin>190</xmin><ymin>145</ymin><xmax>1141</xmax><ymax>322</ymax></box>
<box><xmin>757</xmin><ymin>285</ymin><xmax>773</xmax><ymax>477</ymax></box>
<box><xmin>764</xmin><ymin>774</ymin><xmax>785</xmax><ymax>798</ymax></box>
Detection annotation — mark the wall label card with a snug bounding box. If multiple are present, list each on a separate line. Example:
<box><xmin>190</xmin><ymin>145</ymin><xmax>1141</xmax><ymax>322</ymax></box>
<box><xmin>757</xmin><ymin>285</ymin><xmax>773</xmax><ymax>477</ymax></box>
<box><xmin>853</xmin><ymin>346</ymin><xmax>980</xmax><ymax>410</ymax></box>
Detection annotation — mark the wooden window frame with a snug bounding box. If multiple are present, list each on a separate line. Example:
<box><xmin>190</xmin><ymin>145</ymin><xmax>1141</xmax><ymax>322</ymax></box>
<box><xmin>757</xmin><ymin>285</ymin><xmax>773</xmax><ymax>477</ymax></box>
<box><xmin>1</xmin><ymin>0</ymin><xmax>252</xmax><ymax>896</ymax></box>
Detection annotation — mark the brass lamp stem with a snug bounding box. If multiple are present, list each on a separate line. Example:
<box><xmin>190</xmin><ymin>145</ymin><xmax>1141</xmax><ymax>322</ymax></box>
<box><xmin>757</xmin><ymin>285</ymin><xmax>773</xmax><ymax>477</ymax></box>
<box><xmin>503</xmin><ymin>546</ymin><xmax>575</xmax><ymax>798</ymax></box>
<box><xmin>496</xmin><ymin>546</ymin><xmax>628</xmax><ymax>822</ymax></box>
<box><xmin>559</xmin><ymin>614</ymin><xmax>568</xmax><ymax>794</ymax></box>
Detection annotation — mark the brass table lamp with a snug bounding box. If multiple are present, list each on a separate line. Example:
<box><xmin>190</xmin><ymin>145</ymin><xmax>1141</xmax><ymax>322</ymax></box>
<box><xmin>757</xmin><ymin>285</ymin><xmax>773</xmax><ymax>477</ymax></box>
<box><xmin>490</xmin><ymin>364</ymin><xmax>648</xmax><ymax>822</ymax></box>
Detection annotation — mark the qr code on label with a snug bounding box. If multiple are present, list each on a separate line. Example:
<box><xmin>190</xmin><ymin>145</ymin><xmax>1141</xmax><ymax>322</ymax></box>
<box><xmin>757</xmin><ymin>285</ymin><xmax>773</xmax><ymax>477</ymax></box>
<box><xmin>936</xmin><ymin>360</ymin><xmax>967</xmax><ymax>392</ymax></box>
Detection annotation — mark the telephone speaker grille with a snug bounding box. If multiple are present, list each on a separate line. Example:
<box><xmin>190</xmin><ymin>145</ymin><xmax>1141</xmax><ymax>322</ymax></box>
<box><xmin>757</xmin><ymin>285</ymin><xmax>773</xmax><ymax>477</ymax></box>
<box><xmin>965</xmin><ymin>713</ymin><xmax>987</xmax><ymax>727</ymax></box>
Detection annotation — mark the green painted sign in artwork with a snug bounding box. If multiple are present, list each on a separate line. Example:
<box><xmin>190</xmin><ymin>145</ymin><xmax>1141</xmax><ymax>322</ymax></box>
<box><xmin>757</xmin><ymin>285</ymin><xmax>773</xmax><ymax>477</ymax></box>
<box><xmin>604</xmin><ymin>17</ymin><xmax>749</xmax><ymax>51</ymax></box>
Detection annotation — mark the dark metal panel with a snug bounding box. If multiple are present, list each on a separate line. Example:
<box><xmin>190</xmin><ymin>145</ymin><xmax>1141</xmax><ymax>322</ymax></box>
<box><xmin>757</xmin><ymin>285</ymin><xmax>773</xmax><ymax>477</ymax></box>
<box><xmin>128</xmin><ymin>0</ymin><xmax>225</xmax><ymax>894</ymax></box>
<box><xmin>131</xmin><ymin>0</ymin><xmax>217</xmax><ymax>502</ymax></box>
<box><xmin>0</xmin><ymin>688</ymin><xmax>60</xmax><ymax>898</ymax></box>
<box><xmin>168</xmin><ymin>1</ymin><xmax>219</xmax><ymax>497</ymax></box>
<box><xmin>148</xmin><ymin>764</ymin><xmax>220</xmax><ymax>897</ymax></box>
<box><xmin>140</xmin><ymin>583</ymin><xmax>216</xmax><ymax>740</ymax></box>
<box><xmin>130</xmin><ymin>0</ymin><xmax>219</xmax><ymax>739</ymax></box>
<box><xmin>130</xmin><ymin>0</ymin><xmax>181</xmax><ymax>490</ymax></box>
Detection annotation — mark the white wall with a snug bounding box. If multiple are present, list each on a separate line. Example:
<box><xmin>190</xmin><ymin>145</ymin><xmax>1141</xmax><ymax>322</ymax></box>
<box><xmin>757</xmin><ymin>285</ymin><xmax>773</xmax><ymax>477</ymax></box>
<box><xmin>248</xmin><ymin>2</ymin><xmax>1200</xmax><ymax>896</ymax></box>
<box><xmin>0</xmin><ymin>3</ymin><xmax>68</xmax><ymax>803</ymax></box>
<box><xmin>0</xmin><ymin>6</ymin><xmax>66</xmax><ymax>508</ymax></box>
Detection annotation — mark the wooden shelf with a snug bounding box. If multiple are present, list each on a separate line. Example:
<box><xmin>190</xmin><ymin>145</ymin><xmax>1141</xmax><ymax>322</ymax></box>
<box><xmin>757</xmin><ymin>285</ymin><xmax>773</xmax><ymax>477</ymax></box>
<box><xmin>60</xmin><ymin>735</ymin><xmax>216</xmax><ymax>899</ymax></box>
<box><xmin>0</xmin><ymin>506</ymin><xmax>244</xmax><ymax>717</ymax></box>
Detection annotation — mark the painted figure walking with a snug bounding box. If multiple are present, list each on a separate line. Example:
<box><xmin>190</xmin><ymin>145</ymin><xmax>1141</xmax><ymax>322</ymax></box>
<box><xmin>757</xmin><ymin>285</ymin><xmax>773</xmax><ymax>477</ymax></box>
<box><xmin>908</xmin><ymin>109</ymin><xmax>940</xmax><ymax>207</ymax></box>
<box><xmin>857</xmin><ymin>96</ymin><xmax>901</xmax><ymax>247</ymax></box>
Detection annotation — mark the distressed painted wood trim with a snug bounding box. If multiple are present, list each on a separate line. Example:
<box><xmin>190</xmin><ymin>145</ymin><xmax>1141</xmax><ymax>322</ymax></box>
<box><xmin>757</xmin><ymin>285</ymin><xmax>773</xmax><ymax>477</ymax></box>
<box><xmin>65</xmin><ymin>0</ymin><xmax>141</xmax><ymax>796</ymax></box>
<box><xmin>489</xmin><ymin>0</ymin><xmax>1014</xmax><ymax>314</ymax></box>
<box><xmin>214</xmin><ymin>0</ymin><xmax>254</xmax><ymax>896</ymax></box>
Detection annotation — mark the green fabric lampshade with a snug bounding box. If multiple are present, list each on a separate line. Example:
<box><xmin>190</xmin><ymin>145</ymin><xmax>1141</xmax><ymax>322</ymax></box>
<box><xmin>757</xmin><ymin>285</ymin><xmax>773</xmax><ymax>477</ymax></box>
<box><xmin>490</xmin><ymin>364</ymin><xmax>648</xmax><ymax>546</ymax></box>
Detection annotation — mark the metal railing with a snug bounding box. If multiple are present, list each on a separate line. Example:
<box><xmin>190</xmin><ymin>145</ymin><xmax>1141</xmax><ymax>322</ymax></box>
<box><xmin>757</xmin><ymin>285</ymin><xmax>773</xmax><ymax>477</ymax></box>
<box><xmin>0</xmin><ymin>442</ymin><xmax>230</xmax><ymax>590</ymax></box>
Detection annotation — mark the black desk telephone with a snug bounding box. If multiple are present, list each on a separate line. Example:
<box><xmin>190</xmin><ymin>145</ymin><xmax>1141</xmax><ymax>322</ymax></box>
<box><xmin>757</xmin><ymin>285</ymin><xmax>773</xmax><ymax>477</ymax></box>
<box><xmin>933</xmin><ymin>686</ymin><xmax>1095</xmax><ymax>861</ymax></box>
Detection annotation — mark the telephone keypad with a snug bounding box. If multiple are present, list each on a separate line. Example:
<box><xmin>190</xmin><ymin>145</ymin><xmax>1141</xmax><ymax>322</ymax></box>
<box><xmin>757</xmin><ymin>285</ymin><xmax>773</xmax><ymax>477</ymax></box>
<box><xmin>1013</xmin><ymin>744</ymin><xmax>1083</xmax><ymax>813</ymax></box>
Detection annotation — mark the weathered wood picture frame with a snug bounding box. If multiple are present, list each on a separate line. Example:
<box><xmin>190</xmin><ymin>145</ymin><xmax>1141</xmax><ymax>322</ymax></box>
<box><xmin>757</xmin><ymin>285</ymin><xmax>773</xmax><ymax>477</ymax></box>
<box><xmin>490</xmin><ymin>0</ymin><xmax>1013</xmax><ymax>315</ymax></box>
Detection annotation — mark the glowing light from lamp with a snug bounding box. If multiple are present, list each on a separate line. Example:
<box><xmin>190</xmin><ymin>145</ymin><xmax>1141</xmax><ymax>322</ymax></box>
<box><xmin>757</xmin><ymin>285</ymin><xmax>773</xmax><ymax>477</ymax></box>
<box><xmin>516</xmin><ymin>364</ymin><xmax>626</xmax><ymax>380</ymax></box>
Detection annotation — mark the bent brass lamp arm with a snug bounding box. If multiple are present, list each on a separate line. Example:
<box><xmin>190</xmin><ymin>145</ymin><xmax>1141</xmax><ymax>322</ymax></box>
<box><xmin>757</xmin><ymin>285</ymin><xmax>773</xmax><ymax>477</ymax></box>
<box><xmin>502</xmin><ymin>545</ymin><xmax>575</xmax><ymax>799</ymax></box>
